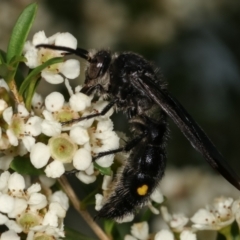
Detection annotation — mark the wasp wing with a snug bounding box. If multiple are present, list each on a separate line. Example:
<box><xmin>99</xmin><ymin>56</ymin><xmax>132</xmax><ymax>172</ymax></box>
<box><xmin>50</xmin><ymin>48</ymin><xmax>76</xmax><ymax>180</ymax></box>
<box><xmin>131</xmin><ymin>74</ymin><xmax>240</xmax><ymax>190</ymax></box>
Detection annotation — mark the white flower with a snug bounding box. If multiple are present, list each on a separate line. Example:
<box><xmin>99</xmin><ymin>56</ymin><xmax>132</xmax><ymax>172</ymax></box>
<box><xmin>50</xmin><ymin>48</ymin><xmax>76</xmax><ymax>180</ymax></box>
<box><xmin>102</xmin><ymin>174</ymin><xmax>113</xmax><ymax>190</ymax></box>
<box><xmin>1</xmin><ymin>230</ymin><xmax>20</xmax><ymax>240</ymax></box>
<box><xmin>31</xmin><ymin>92</ymin><xmax>43</xmax><ymax>111</ymax></box>
<box><xmin>191</xmin><ymin>197</ymin><xmax>234</xmax><ymax>231</ymax></box>
<box><xmin>126</xmin><ymin>221</ymin><xmax>149</xmax><ymax>240</ymax></box>
<box><xmin>232</xmin><ymin>199</ymin><xmax>240</xmax><ymax>228</ymax></box>
<box><xmin>0</xmin><ymin>194</ymin><xmax>15</xmax><ymax>213</ymax></box>
<box><xmin>23</xmin><ymin>31</ymin><xmax>80</xmax><ymax>84</ymax></box>
<box><xmin>170</xmin><ymin>214</ymin><xmax>189</xmax><ymax>231</ymax></box>
<box><xmin>75</xmin><ymin>171</ymin><xmax>96</xmax><ymax>184</ymax></box>
<box><xmin>191</xmin><ymin>209</ymin><xmax>221</xmax><ymax>230</ymax></box>
<box><xmin>49</xmin><ymin>133</ymin><xmax>77</xmax><ymax>163</ymax></box>
<box><xmin>3</xmin><ymin>107</ymin><xmax>13</xmax><ymax>125</ymax></box>
<box><xmin>1</xmin><ymin>104</ymin><xmax>40</xmax><ymax>164</ymax></box>
<box><xmin>22</xmin><ymin>136</ymin><xmax>36</xmax><ymax>152</ymax></box>
<box><xmin>0</xmin><ymin>172</ymin><xmax>69</xmax><ymax>238</ymax></box>
<box><xmin>44</xmin><ymin>160</ymin><xmax>65</xmax><ymax>178</ymax></box>
<box><xmin>8</xmin><ymin>198</ymin><xmax>27</xmax><ymax>219</ymax></box>
<box><xmin>85</xmin><ymin>162</ymin><xmax>94</xmax><ymax>175</ymax></box>
<box><xmin>27</xmin><ymin>183</ymin><xmax>41</xmax><ymax>195</ymax></box>
<box><xmin>45</xmin><ymin>92</ymin><xmax>65</xmax><ymax>112</ymax></box>
<box><xmin>70</xmin><ymin>126</ymin><xmax>89</xmax><ymax>145</ymax></box>
<box><xmin>147</xmin><ymin>202</ymin><xmax>160</xmax><ymax>215</ymax></box>
<box><xmin>28</xmin><ymin>192</ymin><xmax>47</xmax><ymax>210</ymax></box>
<box><xmin>0</xmin><ymin>155</ymin><xmax>13</xmax><ymax>171</ymax></box>
<box><xmin>49</xmin><ymin>191</ymin><xmax>69</xmax><ymax>212</ymax></box>
<box><xmin>42</xmin><ymin>210</ymin><xmax>58</xmax><ymax>227</ymax></box>
<box><xmin>92</xmin><ymin>100</ymin><xmax>114</xmax><ymax>120</ymax></box>
<box><xmin>17</xmin><ymin>104</ymin><xmax>29</xmax><ymax>118</ymax></box>
<box><xmin>8</xmin><ymin>172</ymin><xmax>25</xmax><ymax>193</ymax></box>
<box><xmin>150</xmin><ymin>185</ymin><xmax>164</xmax><ymax>204</ymax></box>
<box><xmin>41</xmin><ymin>110</ymin><xmax>62</xmax><ymax>137</ymax></box>
<box><xmin>154</xmin><ymin>229</ymin><xmax>174</xmax><ymax>240</ymax></box>
<box><xmin>0</xmin><ymin>78</ymin><xmax>9</xmax><ymax>91</ymax></box>
<box><xmin>116</xmin><ymin>214</ymin><xmax>134</xmax><ymax>223</ymax></box>
<box><xmin>95</xmin><ymin>194</ymin><xmax>104</xmax><ymax>211</ymax></box>
<box><xmin>124</xmin><ymin>235</ymin><xmax>137</xmax><ymax>240</ymax></box>
<box><xmin>69</xmin><ymin>92</ymin><xmax>92</xmax><ymax>112</ymax></box>
<box><xmin>147</xmin><ymin>185</ymin><xmax>164</xmax><ymax>214</ymax></box>
<box><xmin>0</xmin><ymin>99</ymin><xmax>8</xmax><ymax>113</ymax></box>
<box><xmin>91</xmin><ymin>120</ymin><xmax>119</xmax><ymax>168</ymax></box>
<box><xmin>161</xmin><ymin>206</ymin><xmax>189</xmax><ymax>232</ymax></box>
<box><xmin>30</xmin><ymin>142</ymin><xmax>51</xmax><ymax>169</ymax></box>
<box><xmin>0</xmin><ymin>171</ymin><xmax>10</xmax><ymax>191</ymax></box>
<box><xmin>180</xmin><ymin>230</ymin><xmax>196</xmax><ymax>240</ymax></box>
<box><xmin>25</xmin><ymin>116</ymin><xmax>42</xmax><ymax>136</ymax></box>
<box><xmin>6</xmin><ymin>129</ymin><xmax>18</xmax><ymax>146</ymax></box>
<box><xmin>73</xmin><ymin>148</ymin><xmax>92</xmax><ymax>171</ymax></box>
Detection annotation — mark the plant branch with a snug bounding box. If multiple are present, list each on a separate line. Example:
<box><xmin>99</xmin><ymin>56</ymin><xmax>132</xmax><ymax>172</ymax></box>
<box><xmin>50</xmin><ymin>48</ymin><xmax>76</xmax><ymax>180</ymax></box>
<box><xmin>58</xmin><ymin>176</ymin><xmax>111</xmax><ymax>240</ymax></box>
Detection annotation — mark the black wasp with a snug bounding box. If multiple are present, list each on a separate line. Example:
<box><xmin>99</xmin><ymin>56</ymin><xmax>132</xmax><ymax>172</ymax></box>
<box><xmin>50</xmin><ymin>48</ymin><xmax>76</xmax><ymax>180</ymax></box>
<box><xmin>37</xmin><ymin>44</ymin><xmax>240</xmax><ymax>220</ymax></box>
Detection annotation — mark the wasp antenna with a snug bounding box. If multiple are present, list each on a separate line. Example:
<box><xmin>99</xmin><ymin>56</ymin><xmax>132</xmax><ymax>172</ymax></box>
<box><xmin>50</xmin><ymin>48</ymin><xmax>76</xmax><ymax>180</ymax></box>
<box><xmin>36</xmin><ymin>44</ymin><xmax>90</xmax><ymax>61</ymax></box>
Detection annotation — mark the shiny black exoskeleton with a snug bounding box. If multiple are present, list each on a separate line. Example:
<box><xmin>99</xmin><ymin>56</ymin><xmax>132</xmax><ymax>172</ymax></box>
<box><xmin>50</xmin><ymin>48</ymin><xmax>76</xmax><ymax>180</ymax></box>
<box><xmin>37</xmin><ymin>44</ymin><xmax>240</xmax><ymax>220</ymax></box>
<box><xmin>97</xmin><ymin>113</ymin><xmax>168</xmax><ymax>219</ymax></box>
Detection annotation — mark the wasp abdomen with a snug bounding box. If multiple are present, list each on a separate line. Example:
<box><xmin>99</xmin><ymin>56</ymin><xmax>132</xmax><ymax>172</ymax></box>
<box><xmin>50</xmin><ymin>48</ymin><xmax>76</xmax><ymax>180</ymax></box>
<box><xmin>96</xmin><ymin>115</ymin><xmax>168</xmax><ymax>220</ymax></box>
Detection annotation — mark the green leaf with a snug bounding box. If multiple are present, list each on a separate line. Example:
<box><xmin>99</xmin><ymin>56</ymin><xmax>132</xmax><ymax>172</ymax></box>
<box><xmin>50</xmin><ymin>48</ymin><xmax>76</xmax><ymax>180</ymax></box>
<box><xmin>104</xmin><ymin>219</ymin><xmax>115</xmax><ymax>237</ymax></box>
<box><xmin>9</xmin><ymin>55</ymin><xmax>26</xmax><ymax>65</ymax></box>
<box><xmin>0</xmin><ymin>56</ymin><xmax>26</xmax><ymax>82</ymax></box>
<box><xmin>10</xmin><ymin>156</ymin><xmax>44</xmax><ymax>175</ymax></box>
<box><xmin>231</xmin><ymin>221</ymin><xmax>240</xmax><ymax>239</ymax></box>
<box><xmin>7</xmin><ymin>3</ymin><xmax>37</xmax><ymax>63</ymax></box>
<box><xmin>25</xmin><ymin>74</ymin><xmax>41</xmax><ymax>110</ymax></box>
<box><xmin>65</xmin><ymin>227</ymin><xmax>97</xmax><ymax>240</ymax></box>
<box><xmin>80</xmin><ymin>189</ymin><xmax>98</xmax><ymax>209</ymax></box>
<box><xmin>19</xmin><ymin>57</ymin><xmax>63</xmax><ymax>96</ymax></box>
<box><xmin>0</xmin><ymin>49</ymin><xmax>6</xmax><ymax>64</ymax></box>
<box><xmin>114</xmin><ymin>223</ymin><xmax>131</xmax><ymax>240</ymax></box>
<box><xmin>0</xmin><ymin>63</ymin><xmax>11</xmax><ymax>79</ymax></box>
<box><xmin>94</xmin><ymin>162</ymin><xmax>112</xmax><ymax>176</ymax></box>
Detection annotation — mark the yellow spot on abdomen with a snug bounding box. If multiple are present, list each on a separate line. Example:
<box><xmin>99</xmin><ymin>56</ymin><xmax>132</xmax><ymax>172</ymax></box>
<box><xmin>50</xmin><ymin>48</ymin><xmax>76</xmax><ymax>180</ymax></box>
<box><xmin>137</xmin><ymin>184</ymin><xmax>148</xmax><ymax>196</ymax></box>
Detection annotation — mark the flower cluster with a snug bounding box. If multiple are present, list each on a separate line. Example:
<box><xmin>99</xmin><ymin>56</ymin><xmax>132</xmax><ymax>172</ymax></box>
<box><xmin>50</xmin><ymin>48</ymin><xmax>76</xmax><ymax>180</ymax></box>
<box><xmin>0</xmin><ymin>31</ymin><xmax>119</xmax><ymax>181</ymax></box>
<box><xmin>0</xmin><ymin>171</ymin><xmax>68</xmax><ymax>240</ymax></box>
<box><xmin>191</xmin><ymin>197</ymin><xmax>235</xmax><ymax>230</ymax></box>
<box><xmin>0</xmin><ymin>78</ymin><xmax>119</xmax><ymax>180</ymax></box>
<box><xmin>23</xmin><ymin>31</ymin><xmax>80</xmax><ymax>84</ymax></box>
<box><xmin>124</xmin><ymin>196</ymin><xmax>240</xmax><ymax>240</ymax></box>
<box><xmin>0</xmin><ymin>28</ymin><xmax>121</xmax><ymax>239</ymax></box>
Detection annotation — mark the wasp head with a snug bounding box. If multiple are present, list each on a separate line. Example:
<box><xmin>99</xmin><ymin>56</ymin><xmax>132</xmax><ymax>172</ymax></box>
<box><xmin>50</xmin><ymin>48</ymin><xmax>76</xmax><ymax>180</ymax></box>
<box><xmin>82</xmin><ymin>50</ymin><xmax>112</xmax><ymax>95</ymax></box>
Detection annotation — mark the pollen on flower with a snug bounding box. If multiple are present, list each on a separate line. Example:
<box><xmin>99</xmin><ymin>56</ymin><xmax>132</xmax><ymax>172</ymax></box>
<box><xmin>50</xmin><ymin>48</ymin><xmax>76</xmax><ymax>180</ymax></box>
<box><xmin>17</xmin><ymin>211</ymin><xmax>42</xmax><ymax>233</ymax></box>
<box><xmin>48</xmin><ymin>133</ymin><xmax>77</xmax><ymax>163</ymax></box>
<box><xmin>0</xmin><ymin>171</ymin><xmax>69</xmax><ymax>239</ymax></box>
<box><xmin>53</xmin><ymin>106</ymin><xmax>79</xmax><ymax>123</ymax></box>
<box><xmin>23</xmin><ymin>31</ymin><xmax>80</xmax><ymax>84</ymax></box>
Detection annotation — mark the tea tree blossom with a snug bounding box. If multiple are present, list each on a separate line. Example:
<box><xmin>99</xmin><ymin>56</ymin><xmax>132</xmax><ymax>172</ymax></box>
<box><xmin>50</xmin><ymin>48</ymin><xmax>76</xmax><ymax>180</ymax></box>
<box><xmin>154</xmin><ymin>229</ymin><xmax>174</xmax><ymax>240</ymax></box>
<box><xmin>1</xmin><ymin>74</ymin><xmax>119</xmax><ymax>179</ymax></box>
<box><xmin>191</xmin><ymin>197</ymin><xmax>235</xmax><ymax>230</ymax></box>
<box><xmin>124</xmin><ymin>221</ymin><xmax>149</xmax><ymax>240</ymax></box>
<box><xmin>23</xmin><ymin>31</ymin><xmax>80</xmax><ymax>84</ymax></box>
<box><xmin>0</xmin><ymin>171</ymin><xmax>68</xmax><ymax>239</ymax></box>
<box><xmin>161</xmin><ymin>206</ymin><xmax>189</xmax><ymax>232</ymax></box>
<box><xmin>27</xmin><ymin>82</ymin><xmax>119</xmax><ymax>178</ymax></box>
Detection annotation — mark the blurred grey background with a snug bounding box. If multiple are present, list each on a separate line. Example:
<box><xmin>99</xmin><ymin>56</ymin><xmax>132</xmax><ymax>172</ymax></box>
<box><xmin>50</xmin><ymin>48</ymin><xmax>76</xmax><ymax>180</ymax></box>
<box><xmin>1</xmin><ymin>0</ymin><xmax>240</xmax><ymax>238</ymax></box>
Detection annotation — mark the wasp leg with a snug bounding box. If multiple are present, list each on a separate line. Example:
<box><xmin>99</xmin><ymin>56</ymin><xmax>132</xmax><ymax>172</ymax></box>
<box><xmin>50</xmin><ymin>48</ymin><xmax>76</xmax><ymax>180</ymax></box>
<box><xmin>61</xmin><ymin>98</ymin><xmax>118</xmax><ymax>125</ymax></box>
